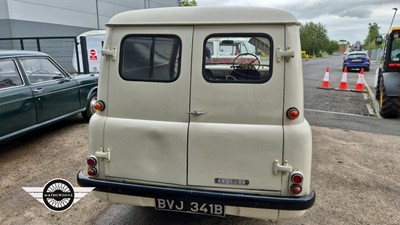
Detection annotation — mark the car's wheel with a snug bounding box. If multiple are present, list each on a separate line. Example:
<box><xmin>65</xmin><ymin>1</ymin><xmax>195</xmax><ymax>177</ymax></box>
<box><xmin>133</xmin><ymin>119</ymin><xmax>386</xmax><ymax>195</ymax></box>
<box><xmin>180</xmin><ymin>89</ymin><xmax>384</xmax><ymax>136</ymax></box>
<box><xmin>379</xmin><ymin>83</ymin><xmax>400</xmax><ymax>118</ymax></box>
<box><xmin>365</xmin><ymin>66</ymin><xmax>370</xmax><ymax>72</ymax></box>
<box><xmin>81</xmin><ymin>91</ymin><xmax>97</xmax><ymax>122</ymax></box>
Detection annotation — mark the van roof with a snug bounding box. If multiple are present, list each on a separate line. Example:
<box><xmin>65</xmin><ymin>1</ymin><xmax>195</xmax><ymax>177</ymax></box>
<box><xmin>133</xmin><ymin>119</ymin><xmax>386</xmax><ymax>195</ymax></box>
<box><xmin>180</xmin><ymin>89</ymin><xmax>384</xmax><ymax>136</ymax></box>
<box><xmin>107</xmin><ymin>6</ymin><xmax>300</xmax><ymax>27</ymax></box>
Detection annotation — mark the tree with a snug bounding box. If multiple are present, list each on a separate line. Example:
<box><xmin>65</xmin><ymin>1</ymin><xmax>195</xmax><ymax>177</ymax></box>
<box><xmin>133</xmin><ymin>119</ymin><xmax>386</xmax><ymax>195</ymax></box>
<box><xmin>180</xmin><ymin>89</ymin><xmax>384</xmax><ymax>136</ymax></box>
<box><xmin>363</xmin><ymin>22</ymin><xmax>382</xmax><ymax>50</ymax></box>
<box><xmin>300</xmin><ymin>22</ymin><xmax>330</xmax><ymax>56</ymax></box>
<box><xmin>179</xmin><ymin>0</ymin><xmax>197</xmax><ymax>6</ymax></box>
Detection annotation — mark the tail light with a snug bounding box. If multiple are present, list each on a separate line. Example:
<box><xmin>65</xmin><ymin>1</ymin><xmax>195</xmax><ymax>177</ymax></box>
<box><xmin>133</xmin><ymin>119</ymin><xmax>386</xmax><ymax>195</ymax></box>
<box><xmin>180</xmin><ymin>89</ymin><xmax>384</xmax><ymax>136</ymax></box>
<box><xmin>286</xmin><ymin>107</ymin><xmax>299</xmax><ymax>120</ymax></box>
<box><xmin>94</xmin><ymin>100</ymin><xmax>105</xmax><ymax>111</ymax></box>
<box><xmin>344</xmin><ymin>57</ymin><xmax>348</xmax><ymax>62</ymax></box>
<box><xmin>289</xmin><ymin>171</ymin><xmax>304</xmax><ymax>195</ymax></box>
<box><xmin>86</xmin><ymin>156</ymin><xmax>98</xmax><ymax>177</ymax></box>
<box><xmin>87</xmin><ymin>156</ymin><xmax>97</xmax><ymax>167</ymax></box>
<box><xmin>290</xmin><ymin>184</ymin><xmax>302</xmax><ymax>195</ymax></box>
<box><xmin>366</xmin><ymin>56</ymin><xmax>370</xmax><ymax>61</ymax></box>
<box><xmin>87</xmin><ymin>167</ymin><xmax>98</xmax><ymax>177</ymax></box>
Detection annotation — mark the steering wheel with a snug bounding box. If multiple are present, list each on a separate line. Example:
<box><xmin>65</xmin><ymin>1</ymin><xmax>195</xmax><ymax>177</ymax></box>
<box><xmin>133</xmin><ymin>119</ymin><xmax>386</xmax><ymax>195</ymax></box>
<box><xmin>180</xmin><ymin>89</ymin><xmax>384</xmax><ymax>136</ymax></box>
<box><xmin>231</xmin><ymin>53</ymin><xmax>261</xmax><ymax>79</ymax></box>
<box><xmin>232</xmin><ymin>53</ymin><xmax>261</xmax><ymax>70</ymax></box>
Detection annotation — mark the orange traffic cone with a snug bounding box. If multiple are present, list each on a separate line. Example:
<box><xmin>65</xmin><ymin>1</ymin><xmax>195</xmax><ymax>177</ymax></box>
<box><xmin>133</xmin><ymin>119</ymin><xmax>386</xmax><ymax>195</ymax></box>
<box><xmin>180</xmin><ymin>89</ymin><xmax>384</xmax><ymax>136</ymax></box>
<box><xmin>336</xmin><ymin>67</ymin><xmax>349</xmax><ymax>91</ymax></box>
<box><xmin>317</xmin><ymin>67</ymin><xmax>334</xmax><ymax>89</ymax></box>
<box><xmin>352</xmin><ymin>68</ymin><xmax>366</xmax><ymax>92</ymax></box>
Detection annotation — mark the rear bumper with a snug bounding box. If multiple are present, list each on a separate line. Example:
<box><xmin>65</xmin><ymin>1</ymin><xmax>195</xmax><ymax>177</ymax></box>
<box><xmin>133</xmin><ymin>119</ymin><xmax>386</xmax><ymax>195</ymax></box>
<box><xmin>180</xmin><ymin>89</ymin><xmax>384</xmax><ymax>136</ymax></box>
<box><xmin>77</xmin><ymin>171</ymin><xmax>315</xmax><ymax>211</ymax></box>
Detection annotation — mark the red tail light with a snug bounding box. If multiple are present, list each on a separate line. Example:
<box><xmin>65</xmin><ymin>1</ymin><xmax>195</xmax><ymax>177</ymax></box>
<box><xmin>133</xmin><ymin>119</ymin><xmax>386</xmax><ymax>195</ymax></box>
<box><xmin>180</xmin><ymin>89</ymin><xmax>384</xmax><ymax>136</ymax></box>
<box><xmin>290</xmin><ymin>184</ymin><xmax>302</xmax><ymax>195</ymax></box>
<box><xmin>291</xmin><ymin>174</ymin><xmax>303</xmax><ymax>184</ymax></box>
<box><xmin>344</xmin><ymin>57</ymin><xmax>348</xmax><ymax>62</ymax></box>
<box><xmin>366</xmin><ymin>56</ymin><xmax>370</xmax><ymax>61</ymax></box>
<box><xmin>87</xmin><ymin>167</ymin><xmax>98</xmax><ymax>176</ymax></box>
<box><xmin>289</xmin><ymin>172</ymin><xmax>304</xmax><ymax>195</ymax></box>
<box><xmin>87</xmin><ymin>157</ymin><xmax>97</xmax><ymax>167</ymax></box>
<box><xmin>287</xmin><ymin>107</ymin><xmax>299</xmax><ymax>120</ymax></box>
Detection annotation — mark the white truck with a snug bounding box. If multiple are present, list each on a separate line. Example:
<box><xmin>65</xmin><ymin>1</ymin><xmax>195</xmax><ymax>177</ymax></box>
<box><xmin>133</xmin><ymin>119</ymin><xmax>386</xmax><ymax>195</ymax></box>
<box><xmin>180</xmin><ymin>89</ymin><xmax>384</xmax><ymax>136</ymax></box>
<box><xmin>77</xmin><ymin>6</ymin><xmax>315</xmax><ymax>220</ymax></box>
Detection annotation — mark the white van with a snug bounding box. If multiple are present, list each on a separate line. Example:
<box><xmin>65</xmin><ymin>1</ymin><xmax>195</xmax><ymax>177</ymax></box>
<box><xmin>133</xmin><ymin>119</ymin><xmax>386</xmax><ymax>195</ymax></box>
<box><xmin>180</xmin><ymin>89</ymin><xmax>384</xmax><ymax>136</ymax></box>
<box><xmin>77</xmin><ymin>6</ymin><xmax>315</xmax><ymax>220</ymax></box>
<box><xmin>72</xmin><ymin>30</ymin><xmax>106</xmax><ymax>74</ymax></box>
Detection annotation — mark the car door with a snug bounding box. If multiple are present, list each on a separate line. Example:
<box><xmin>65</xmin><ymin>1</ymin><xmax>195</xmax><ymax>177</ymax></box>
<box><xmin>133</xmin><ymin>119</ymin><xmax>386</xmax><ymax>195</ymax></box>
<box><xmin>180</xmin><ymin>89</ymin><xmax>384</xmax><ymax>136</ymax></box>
<box><xmin>20</xmin><ymin>57</ymin><xmax>80</xmax><ymax>123</ymax></box>
<box><xmin>188</xmin><ymin>25</ymin><xmax>285</xmax><ymax>191</ymax></box>
<box><xmin>0</xmin><ymin>58</ymin><xmax>36</xmax><ymax>139</ymax></box>
<box><xmin>104</xmin><ymin>26</ymin><xmax>193</xmax><ymax>185</ymax></box>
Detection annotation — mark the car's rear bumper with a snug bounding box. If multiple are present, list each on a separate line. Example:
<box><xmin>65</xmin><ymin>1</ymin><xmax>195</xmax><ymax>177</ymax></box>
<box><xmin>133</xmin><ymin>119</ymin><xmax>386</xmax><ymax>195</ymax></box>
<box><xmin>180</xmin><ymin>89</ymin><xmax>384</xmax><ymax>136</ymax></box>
<box><xmin>77</xmin><ymin>170</ymin><xmax>315</xmax><ymax>211</ymax></box>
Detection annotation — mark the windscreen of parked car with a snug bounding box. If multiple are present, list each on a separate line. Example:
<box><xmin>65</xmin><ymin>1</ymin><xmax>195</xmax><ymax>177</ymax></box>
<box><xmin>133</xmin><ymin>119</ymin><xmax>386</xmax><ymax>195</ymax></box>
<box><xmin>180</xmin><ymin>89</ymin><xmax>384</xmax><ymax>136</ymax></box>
<box><xmin>203</xmin><ymin>34</ymin><xmax>272</xmax><ymax>83</ymax></box>
<box><xmin>119</xmin><ymin>35</ymin><xmax>181</xmax><ymax>82</ymax></box>
<box><xmin>0</xmin><ymin>59</ymin><xmax>23</xmax><ymax>88</ymax></box>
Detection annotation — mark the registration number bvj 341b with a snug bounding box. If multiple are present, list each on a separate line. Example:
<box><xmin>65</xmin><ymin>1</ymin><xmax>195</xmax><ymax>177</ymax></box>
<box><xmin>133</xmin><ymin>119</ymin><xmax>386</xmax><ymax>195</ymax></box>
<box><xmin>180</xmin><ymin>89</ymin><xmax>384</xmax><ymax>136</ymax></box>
<box><xmin>156</xmin><ymin>198</ymin><xmax>225</xmax><ymax>217</ymax></box>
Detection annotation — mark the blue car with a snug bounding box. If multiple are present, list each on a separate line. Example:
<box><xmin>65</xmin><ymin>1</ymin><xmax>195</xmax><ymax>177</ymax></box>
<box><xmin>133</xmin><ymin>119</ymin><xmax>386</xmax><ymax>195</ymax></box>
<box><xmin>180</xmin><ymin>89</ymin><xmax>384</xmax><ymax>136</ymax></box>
<box><xmin>343</xmin><ymin>51</ymin><xmax>370</xmax><ymax>71</ymax></box>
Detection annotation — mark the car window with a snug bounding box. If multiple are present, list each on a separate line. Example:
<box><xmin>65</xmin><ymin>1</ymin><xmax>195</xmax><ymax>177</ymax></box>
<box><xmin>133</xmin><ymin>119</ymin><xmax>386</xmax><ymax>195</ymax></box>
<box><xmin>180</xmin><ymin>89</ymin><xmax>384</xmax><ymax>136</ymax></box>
<box><xmin>20</xmin><ymin>58</ymin><xmax>65</xmax><ymax>84</ymax></box>
<box><xmin>348</xmin><ymin>53</ymin><xmax>367</xmax><ymax>59</ymax></box>
<box><xmin>0</xmin><ymin>59</ymin><xmax>23</xmax><ymax>89</ymax></box>
<box><xmin>119</xmin><ymin>35</ymin><xmax>181</xmax><ymax>82</ymax></box>
<box><xmin>390</xmin><ymin>37</ymin><xmax>400</xmax><ymax>61</ymax></box>
<box><xmin>203</xmin><ymin>34</ymin><xmax>272</xmax><ymax>83</ymax></box>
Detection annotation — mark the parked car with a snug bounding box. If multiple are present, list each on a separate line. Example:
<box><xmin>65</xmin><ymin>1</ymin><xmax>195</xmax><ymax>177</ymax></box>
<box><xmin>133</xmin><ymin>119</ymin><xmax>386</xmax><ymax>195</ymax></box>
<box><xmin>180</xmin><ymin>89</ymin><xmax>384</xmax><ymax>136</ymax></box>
<box><xmin>343</xmin><ymin>51</ymin><xmax>370</xmax><ymax>71</ymax></box>
<box><xmin>0</xmin><ymin>50</ymin><xmax>98</xmax><ymax>142</ymax></box>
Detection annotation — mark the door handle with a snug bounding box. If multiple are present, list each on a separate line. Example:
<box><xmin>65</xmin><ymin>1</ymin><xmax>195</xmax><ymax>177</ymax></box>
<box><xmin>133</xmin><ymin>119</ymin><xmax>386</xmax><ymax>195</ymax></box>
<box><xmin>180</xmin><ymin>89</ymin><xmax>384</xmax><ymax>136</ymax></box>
<box><xmin>33</xmin><ymin>88</ymin><xmax>44</xmax><ymax>93</ymax></box>
<box><xmin>188</xmin><ymin>110</ymin><xmax>207</xmax><ymax>116</ymax></box>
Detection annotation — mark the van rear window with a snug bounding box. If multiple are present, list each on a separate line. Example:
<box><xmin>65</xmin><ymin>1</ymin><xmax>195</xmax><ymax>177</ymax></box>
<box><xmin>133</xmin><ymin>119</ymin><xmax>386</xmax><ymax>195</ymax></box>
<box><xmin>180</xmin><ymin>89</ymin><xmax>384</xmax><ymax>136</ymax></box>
<box><xmin>120</xmin><ymin>35</ymin><xmax>181</xmax><ymax>82</ymax></box>
<box><xmin>203</xmin><ymin>34</ymin><xmax>272</xmax><ymax>83</ymax></box>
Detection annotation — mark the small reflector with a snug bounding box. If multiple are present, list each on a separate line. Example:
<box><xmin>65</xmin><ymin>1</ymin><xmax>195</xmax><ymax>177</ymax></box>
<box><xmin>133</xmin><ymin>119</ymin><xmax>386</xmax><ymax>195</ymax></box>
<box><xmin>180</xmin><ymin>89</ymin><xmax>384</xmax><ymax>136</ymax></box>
<box><xmin>287</xmin><ymin>107</ymin><xmax>299</xmax><ymax>120</ymax></box>
<box><xmin>94</xmin><ymin>100</ymin><xmax>105</xmax><ymax>111</ymax></box>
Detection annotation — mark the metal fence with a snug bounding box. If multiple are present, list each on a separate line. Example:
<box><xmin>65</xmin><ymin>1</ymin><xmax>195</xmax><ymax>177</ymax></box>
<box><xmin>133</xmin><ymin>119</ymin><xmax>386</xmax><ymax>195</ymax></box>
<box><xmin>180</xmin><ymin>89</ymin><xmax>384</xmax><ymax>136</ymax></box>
<box><xmin>0</xmin><ymin>36</ymin><xmax>88</xmax><ymax>74</ymax></box>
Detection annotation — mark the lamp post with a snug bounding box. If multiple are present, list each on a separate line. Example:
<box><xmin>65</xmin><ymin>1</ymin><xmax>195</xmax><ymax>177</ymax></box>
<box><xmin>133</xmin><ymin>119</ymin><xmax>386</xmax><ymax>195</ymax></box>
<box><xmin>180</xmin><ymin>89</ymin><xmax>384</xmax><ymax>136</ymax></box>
<box><xmin>389</xmin><ymin>7</ymin><xmax>398</xmax><ymax>31</ymax></box>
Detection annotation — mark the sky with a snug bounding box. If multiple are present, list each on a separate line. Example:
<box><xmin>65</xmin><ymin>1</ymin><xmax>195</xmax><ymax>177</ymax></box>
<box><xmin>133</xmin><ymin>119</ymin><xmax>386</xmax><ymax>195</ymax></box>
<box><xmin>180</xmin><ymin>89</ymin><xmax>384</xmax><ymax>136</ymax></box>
<box><xmin>195</xmin><ymin>0</ymin><xmax>399</xmax><ymax>44</ymax></box>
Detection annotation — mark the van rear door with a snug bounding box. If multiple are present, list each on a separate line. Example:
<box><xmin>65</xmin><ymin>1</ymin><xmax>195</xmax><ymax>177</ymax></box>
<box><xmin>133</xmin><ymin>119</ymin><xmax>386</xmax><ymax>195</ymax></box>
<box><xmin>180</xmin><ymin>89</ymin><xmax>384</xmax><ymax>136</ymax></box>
<box><xmin>104</xmin><ymin>26</ymin><xmax>193</xmax><ymax>185</ymax></box>
<box><xmin>188</xmin><ymin>25</ymin><xmax>285</xmax><ymax>191</ymax></box>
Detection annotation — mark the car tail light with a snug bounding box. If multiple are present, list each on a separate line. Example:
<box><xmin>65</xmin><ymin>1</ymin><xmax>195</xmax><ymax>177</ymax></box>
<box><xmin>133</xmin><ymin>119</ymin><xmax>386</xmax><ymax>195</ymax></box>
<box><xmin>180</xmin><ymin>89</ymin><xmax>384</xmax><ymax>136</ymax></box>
<box><xmin>87</xmin><ymin>156</ymin><xmax>97</xmax><ymax>167</ymax></box>
<box><xmin>86</xmin><ymin>156</ymin><xmax>98</xmax><ymax>177</ymax></box>
<box><xmin>344</xmin><ymin>57</ymin><xmax>348</xmax><ymax>62</ymax></box>
<box><xmin>87</xmin><ymin>167</ymin><xmax>98</xmax><ymax>177</ymax></box>
<box><xmin>291</xmin><ymin>173</ymin><xmax>303</xmax><ymax>184</ymax></box>
<box><xmin>290</xmin><ymin>184</ymin><xmax>302</xmax><ymax>195</ymax></box>
<box><xmin>366</xmin><ymin>56</ymin><xmax>370</xmax><ymax>61</ymax></box>
<box><xmin>289</xmin><ymin>171</ymin><xmax>304</xmax><ymax>195</ymax></box>
<box><xmin>286</xmin><ymin>107</ymin><xmax>299</xmax><ymax>120</ymax></box>
<box><xmin>94</xmin><ymin>100</ymin><xmax>105</xmax><ymax>111</ymax></box>
<box><xmin>389</xmin><ymin>63</ymin><xmax>400</xmax><ymax>68</ymax></box>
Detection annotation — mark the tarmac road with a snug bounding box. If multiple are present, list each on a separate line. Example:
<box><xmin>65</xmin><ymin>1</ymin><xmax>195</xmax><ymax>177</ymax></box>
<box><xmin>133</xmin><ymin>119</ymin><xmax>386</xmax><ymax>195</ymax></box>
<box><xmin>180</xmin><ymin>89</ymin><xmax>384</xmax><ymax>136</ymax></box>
<box><xmin>0</xmin><ymin>55</ymin><xmax>399</xmax><ymax>225</ymax></box>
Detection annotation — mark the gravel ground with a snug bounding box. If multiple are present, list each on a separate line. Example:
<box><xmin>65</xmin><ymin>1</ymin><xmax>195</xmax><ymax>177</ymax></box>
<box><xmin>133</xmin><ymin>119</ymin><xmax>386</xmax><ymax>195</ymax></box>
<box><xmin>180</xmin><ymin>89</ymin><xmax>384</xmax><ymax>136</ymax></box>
<box><xmin>0</xmin><ymin>117</ymin><xmax>399</xmax><ymax>225</ymax></box>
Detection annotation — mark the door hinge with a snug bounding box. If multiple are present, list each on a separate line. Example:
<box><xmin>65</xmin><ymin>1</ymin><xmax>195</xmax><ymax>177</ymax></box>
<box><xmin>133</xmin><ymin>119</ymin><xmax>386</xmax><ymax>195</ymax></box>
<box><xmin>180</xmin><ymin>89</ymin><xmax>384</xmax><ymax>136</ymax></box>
<box><xmin>273</xmin><ymin>159</ymin><xmax>293</xmax><ymax>175</ymax></box>
<box><xmin>276</xmin><ymin>47</ymin><xmax>294</xmax><ymax>63</ymax></box>
<box><xmin>101</xmin><ymin>46</ymin><xmax>117</xmax><ymax>61</ymax></box>
<box><xmin>94</xmin><ymin>147</ymin><xmax>110</xmax><ymax>161</ymax></box>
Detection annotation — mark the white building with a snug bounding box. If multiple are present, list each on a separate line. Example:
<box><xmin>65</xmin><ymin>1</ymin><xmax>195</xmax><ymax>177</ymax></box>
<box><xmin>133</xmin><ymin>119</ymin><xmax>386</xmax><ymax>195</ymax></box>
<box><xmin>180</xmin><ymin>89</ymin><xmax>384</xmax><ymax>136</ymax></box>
<box><xmin>0</xmin><ymin>0</ymin><xmax>179</xmax><ymax>38</ymax></box>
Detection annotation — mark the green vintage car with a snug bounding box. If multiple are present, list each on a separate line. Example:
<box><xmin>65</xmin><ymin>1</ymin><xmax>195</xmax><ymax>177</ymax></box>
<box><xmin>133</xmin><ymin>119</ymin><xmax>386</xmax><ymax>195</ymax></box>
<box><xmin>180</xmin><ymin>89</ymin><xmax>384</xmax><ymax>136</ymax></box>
<box><xmin>0</xmin><ymin>50</ymin><xmax>98</xmax><ymax>142</ymax></box>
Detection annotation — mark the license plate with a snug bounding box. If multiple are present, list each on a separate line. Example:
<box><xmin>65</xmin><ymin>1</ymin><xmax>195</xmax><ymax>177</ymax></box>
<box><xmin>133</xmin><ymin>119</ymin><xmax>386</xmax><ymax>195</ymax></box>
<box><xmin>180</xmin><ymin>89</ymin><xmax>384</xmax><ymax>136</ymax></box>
<box><xmin>155</xmin><ymin>198</ymin><xmax>225</xmax><ymax>217</ymax></box>
<box><xmin>352</xmin><ymin>59</ymin><xmax>361</xmax><ymax>62</ymax></box>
